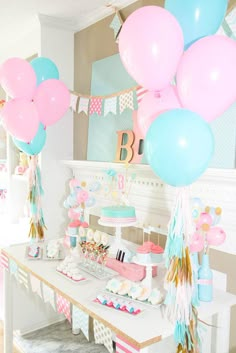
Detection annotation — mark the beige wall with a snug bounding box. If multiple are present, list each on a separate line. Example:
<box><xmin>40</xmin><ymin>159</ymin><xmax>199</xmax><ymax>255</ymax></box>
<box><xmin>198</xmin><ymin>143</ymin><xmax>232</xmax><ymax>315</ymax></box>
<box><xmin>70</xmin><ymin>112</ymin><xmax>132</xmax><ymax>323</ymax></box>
<box><xmin>74</xmin><ymin>1</ymin><xmax>236</xmax><ymax>351</ymax></box>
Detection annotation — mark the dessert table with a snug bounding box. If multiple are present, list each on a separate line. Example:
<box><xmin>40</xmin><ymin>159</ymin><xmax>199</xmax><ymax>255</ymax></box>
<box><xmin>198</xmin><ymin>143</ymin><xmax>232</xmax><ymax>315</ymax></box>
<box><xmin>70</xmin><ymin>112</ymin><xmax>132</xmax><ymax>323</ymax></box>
<box><xmin>2</xmin><ymin>243</ymin><xmax>236</xmax><ymax>353</ymax></box>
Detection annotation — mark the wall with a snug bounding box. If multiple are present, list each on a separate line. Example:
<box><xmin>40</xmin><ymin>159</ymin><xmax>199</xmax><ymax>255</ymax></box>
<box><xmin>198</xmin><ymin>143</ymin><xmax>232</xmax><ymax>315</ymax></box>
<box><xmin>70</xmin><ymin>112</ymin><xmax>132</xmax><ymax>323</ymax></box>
<box><xmin>74</xmin><ymin>0</ymin><xmax>236</xmax><ymax>351</ymax></box>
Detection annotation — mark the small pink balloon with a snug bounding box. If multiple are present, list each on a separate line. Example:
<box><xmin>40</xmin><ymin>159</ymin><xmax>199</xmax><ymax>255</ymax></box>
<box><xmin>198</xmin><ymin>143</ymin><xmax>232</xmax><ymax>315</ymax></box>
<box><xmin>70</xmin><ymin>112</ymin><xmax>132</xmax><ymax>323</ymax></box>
<box><xmin>69</xmin><ymin>178</ymin><xmax>80</xmax><ymax>190</ymax></box>
<box><xmin>137</xmin><ymin>86</ymin><xmax>181</xmax><ymax>136</ymax></box>
<box><xmin>190</xmin><ymin>232</ymin><xmax>205</xmax><ymax>253</ymax></box>
<box><xmin>0</xmin><ymin>98</ymin><xmax>39</xmax><ymax>142</ymax></box>
<box><xmin>68</xmin><ymin>208</ymin><xmax>80</xmax><ymax>220</ymax></box>
<box><xmin>177</xmin><ymin>35</ymin><xmax>236</xmax><ymax>122</ymax></box>
<box><xmin>77</xmin><ymin>190</ymin><xmax>89</xmax><ymax>204</ymax></box>
<box><xmin>34</xmin><ymin>79</ymin><xmax>70</xmax><ymax>127</ymax></box>
<box><xmin>196</xmin><ymin>212</ymin><xmax>213</xmax><ymax>230</ymax></box>
<box><xmin>206</xmin><ymin>227</ymin><xmax>226</xmax><ymax>246</ymax></box>
<box><xmin>0</xmin><ymin>57</ymin><xmax>37</xmax><ymax>99</ymax></box>
<box><xmin>119</xmin><ymin>6</ymin><xmax>184</xmax><ymax>91</ymax></box>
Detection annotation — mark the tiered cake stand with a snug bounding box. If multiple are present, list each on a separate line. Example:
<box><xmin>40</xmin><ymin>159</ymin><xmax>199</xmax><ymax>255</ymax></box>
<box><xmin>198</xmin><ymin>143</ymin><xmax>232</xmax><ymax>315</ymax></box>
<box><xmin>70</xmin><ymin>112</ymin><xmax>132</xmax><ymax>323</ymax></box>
<box><xmin>98</xmin><ymin>219</ymin><xmax>136</xmax><ymax>260</ymax></box>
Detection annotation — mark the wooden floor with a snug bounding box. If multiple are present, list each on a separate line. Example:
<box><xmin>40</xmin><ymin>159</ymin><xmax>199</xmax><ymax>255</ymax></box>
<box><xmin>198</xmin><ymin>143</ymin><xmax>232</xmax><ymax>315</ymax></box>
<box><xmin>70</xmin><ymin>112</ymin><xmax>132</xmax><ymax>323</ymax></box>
<box><xmin>0</xmin><ymin>321</ymin><xmax>22</xmax><ymax>353</ymax></box>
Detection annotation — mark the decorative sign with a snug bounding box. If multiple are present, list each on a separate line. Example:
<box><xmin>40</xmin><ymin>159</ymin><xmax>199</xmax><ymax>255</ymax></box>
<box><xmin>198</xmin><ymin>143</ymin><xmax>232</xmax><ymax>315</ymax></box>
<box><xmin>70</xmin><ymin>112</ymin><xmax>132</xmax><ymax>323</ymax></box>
<box><xmin>115</xmin><ymin>130</ymin><xmax>143</xmax><ymax>164</ymax></box>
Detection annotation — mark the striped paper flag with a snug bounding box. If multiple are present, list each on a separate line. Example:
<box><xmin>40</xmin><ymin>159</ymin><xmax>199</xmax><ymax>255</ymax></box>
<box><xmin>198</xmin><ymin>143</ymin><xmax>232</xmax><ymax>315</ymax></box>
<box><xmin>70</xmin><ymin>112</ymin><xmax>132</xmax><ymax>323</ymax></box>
<box><xmin>116</xmin><ymin>335</ymin><xmax>140</xmax><ymax>353</ymax></box>
<box><xmin>0</xmin><ymin>252</ymin><xmax>9</xmax><ymax>270</ymax></box>
<box><xmin>18</xmin><ymin>268</ymin><xmax>29</xmax><ymax>290</ymax></box>
<box><xmin>136</xmin><ymin>87</ymin><xmax>148</xmax><ymax>107</ymax></box>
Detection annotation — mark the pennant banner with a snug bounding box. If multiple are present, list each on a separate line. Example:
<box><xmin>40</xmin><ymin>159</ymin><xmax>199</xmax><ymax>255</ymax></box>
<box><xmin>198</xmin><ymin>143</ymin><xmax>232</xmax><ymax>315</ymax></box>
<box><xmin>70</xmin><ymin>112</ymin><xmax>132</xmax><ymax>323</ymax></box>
<box><xmin>72</xmin><ymin>305</ymin><xmax>89</xmax><ymax>340</ymax></box>
<box><xmin>94</xmin><ymin>319</ymin><xmax>113</xmax><ymax>353</ymax></box>
<box><xmin>104</xmin><ymin>97</ymin><xmax>117</xmax><ymax>116</ymax></box>
<box><xmin>70</xmin><ymin>93</ymin><xmax>79</xmax><ymax>112</ymax></box>
<box><xmin>89</xmin><ymin>98</ymin><xmax>103</xmax><ymax>116</ymax></box>
<box><xmin>116</xmin><ymin>335</ymin><xmax>140</xmax><ymax>353</ymax></box>
<box><xmin>9</xmin><ymin>259</ymin><xmax>18</xmax><ymax>277</ymax></box>
<box><xmin>0</xmin><ymin>252</ymin><xmax>9</xmax><ymax>270</ymax></box>
<box><xmin>56</xmin><ymin>293</ymin><xmax>71</xmax><ymax>323</ymax></box>
<box><xmin>17</xmin><ymin>268</ymin><xmax>29</xmax><ymax>290</ymax></box>
<box><xmin>78</xmin><ymin>97</ymin><xmax>90</xmax><ymax>115</ymax></box>
<box><xmin>119</xmin><ymin>91</ymin><xmax>134</xmax><ymax>114</ymax></box>
<box><xmin>42</xmin><ymin>283</ymin><xmax>56</xmax><ymax>311</ymax></box>
<box><xmin>30</xmin><ymin>275</ymin><xmax>43</xmax><ymax>299</ymax></box>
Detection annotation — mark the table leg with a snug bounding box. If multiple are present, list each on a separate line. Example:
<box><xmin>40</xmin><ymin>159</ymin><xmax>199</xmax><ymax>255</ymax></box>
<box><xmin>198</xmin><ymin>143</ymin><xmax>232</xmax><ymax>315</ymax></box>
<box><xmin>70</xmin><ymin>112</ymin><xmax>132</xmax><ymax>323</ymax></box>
<box><xmin>214</xmin><ymin>308</ymin><xmax>231</xmax><ymax>353</ymax></box>
<box><xmin>3</xmin><ymin>268</ymin><xmax>13</xmax><ymax>353</ymax></box>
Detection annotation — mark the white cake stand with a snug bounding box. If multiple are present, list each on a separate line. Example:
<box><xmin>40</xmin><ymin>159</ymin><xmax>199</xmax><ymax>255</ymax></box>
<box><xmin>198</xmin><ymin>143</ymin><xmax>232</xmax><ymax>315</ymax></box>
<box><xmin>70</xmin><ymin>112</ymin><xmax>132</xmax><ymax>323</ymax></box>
<box><xmin>98</xmin><ymin>219</ymin><xmax>136</xmax><ymax>260</ymax></box>
<box><xmin>132</xmin><ymin>257</ymin><xmax>158</xmax><ymax>289</ymax></box>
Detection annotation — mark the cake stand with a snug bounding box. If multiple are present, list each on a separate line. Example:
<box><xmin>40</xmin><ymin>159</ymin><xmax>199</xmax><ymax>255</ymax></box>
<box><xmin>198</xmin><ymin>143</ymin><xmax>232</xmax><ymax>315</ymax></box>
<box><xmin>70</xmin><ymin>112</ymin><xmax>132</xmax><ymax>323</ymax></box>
<box><xmin>132</xmin><ymin>257</ymin><xmax>158</xmax><ymax>289</ymax></box>
<box><xmin>98</xmin><ymin>219</ymin><xmax>136</xmax><ymax>260</ymax></box>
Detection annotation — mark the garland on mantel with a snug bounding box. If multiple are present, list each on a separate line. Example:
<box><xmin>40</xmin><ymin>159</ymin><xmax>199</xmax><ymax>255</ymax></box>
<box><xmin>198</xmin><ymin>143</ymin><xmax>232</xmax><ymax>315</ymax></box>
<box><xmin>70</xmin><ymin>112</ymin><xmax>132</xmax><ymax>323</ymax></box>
<box><xmin>69</xmin><ymin>86</ymin><xmax>147</xmax><ymax>117</ymax></box>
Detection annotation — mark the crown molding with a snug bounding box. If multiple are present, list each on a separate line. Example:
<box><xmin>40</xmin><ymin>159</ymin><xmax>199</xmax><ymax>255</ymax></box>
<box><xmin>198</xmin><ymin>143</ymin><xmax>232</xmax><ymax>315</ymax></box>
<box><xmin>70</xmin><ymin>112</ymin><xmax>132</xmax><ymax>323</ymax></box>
<box><xmin>37</xmin><ymin>13</ymin><xmax>78</xmax><ymax>32</ymax></box>
<box><xmin>74</xmin><ymin>0</ymin><xmax>137</xmax><ymax>32</ymax></box>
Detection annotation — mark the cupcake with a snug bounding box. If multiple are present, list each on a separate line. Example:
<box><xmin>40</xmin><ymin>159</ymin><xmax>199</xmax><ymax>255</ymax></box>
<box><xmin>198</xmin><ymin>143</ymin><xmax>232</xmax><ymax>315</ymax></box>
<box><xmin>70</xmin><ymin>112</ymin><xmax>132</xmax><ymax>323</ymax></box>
<box><xmin>67</xmin><ymin>221</ymin><xmax>80</xmax><ymax>235</ymax></box>
<box><xmin>106</xmin><ymin>278</ymin><xmax>121</xmax><ymax>293</ymax></box>
<box><xmin>118</xmin><ymin>280</ymin><xmax>132</xmax><ymax>296</ymax></box>
<box><xmin>128</xmin><ymin>284</ymin><xmax>143</xmax><ymax>299</ymax></box>
<box><xmin>148</xmin><ymin>288</ymin><xmax>163</xmax><ymax>305</ymax></box>
<box><xmin>151</xmin><ymin>244</ymin><xmax>164</xmax><ymax>263</ymax></box>
<box><xmin>138</xmin><ymin>287</ymin><xmax>151</xmax><ymax>301</ymax></box>
<box><xmin>136</xmin><ymin>244</ymin><xmax>152</xmax><ymax>263</ymax></box>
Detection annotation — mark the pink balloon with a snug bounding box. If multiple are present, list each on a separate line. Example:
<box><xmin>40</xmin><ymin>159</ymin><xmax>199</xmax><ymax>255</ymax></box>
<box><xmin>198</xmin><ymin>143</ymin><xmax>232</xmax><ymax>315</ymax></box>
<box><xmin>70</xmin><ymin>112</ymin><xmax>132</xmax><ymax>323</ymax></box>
<box><xmin>77</xmin><ymin>190</ymin><xmax>89</xmax><ymax>204</ymax></box>
<box><xmin>190</xmin><ymin>232</ymin><xmax>204</xmax><ymax>253</ymax></box>
<box><xmin>206</xmin><ymin>227</ymin><xmax>226</xmax><ymax>246</ymax></box>
<box><xmin>119</xmin><ymin>6</ymin><xmax>184</xmax><ymax>91</ymax></box>
<box><xmin>137</xmin><ymin>86</ymin><xmax>181</xmax><ymax>136</ymax></box>
<box><xmin>68</xmin><ymin>208</ymin><xmax>80</xmax><ymax>220</ymax></box>
<box><xmin>177</xmin><ymin>35</ymin><xmax>236</xmax><ymax>122</ymax></box>
<box><xmin>0</xmin><ymin>58</ymin><xmax>36</xmax><ymax>99</ymax></box>
<box><xmin>196</xmin><ymin>212</ymin><xmax>213</xmax><ymax>230</ymax></box>
<box><xmin>34</xmin><ymin>79</ymin><xmax>70</xmax><ymax>127</ymax></box>
<box><xmin>0</xmin><ymin>98</ymin><xmax>39</xmax><ymax>142</ymax></box>
<box><xmin>69</xmin><ymin>178</ymin><xmax>80</xmax><ymax>190</ymax></box>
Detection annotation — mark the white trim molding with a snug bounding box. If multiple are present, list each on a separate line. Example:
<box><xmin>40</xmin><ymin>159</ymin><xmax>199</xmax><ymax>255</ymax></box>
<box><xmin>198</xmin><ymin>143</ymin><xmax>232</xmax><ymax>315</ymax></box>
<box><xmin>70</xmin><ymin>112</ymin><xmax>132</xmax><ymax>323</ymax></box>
<box><xmin>61</xmin><ymin>160</ymin><xmax>236</xmax><ymax>255</ymax></box>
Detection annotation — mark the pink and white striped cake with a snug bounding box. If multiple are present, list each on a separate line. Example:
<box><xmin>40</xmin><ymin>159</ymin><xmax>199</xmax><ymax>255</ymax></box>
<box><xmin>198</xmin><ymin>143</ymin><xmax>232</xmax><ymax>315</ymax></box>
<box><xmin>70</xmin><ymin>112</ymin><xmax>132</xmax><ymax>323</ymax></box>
<box><xmin>100</xmin><ymin>206</ymin><xmax>136</xmax><ymax>224</ymax></box>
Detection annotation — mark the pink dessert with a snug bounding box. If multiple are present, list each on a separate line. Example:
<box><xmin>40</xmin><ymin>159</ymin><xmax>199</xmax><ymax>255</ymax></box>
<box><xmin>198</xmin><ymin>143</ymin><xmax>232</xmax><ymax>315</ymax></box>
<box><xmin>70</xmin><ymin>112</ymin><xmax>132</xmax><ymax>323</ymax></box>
<box><xmin>151</xmin><ymin>244</ymin><xmax>164</xmax><ymax>263</ymax></box>
<box><xmin>136</xmin><ymin>244</ymin><xmax>152</xmax><ymax>263</ymax></box>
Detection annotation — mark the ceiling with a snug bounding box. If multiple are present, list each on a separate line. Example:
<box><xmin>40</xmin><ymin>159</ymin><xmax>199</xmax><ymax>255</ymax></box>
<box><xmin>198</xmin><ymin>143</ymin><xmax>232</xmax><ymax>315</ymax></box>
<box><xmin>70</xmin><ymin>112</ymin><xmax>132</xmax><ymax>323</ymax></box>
<box><xmin>0</xmin><ymin>0</ymin><xmax>135</xmax><ymax>62</ymax></box>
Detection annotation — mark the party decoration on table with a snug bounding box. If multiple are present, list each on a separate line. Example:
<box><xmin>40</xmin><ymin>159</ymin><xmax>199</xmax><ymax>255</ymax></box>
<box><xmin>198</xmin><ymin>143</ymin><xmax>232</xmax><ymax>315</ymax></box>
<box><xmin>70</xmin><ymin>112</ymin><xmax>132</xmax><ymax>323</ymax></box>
<box><xmin>164</xmin><ymin>188</ymin><xmax>200</xmax><ymax>353</ymax></box>
<box><xmin>108</xmin><ymin>4</ymin><xmax>123</xmax><ymax>42</ymax></box>
<box><xmin>165</xmin><ymin>0</ymin><xmax>227</xmax><ymax>49</ymax></box>
<box><xmin>94</xmin><ymin>319</ymin><xmax>114</xmax><ymax>353</ymax></box>
<box><xmin>27</xmin><ymin>155</ymin><xmax>46</xmax><ymax>240</ymax></box>
<box><xmin>0</xmin><ymin>251</ymin><xmax>9</xmax><ymax>270</ymax></box>
<box><xmin>118</xmin><ymin>6</ymin><xmax>184</xmax><ymax>91</ymax></box>
<box><xmin>26</xmin><ymin>244</ymin><xmax>42</xmax><ymax>260</ymax></box>
<box><xmin>30</xmin><ymin>275</ymin><xmax>43</xmax><ymax>299</ymax></box>
<box><xmin>43</xmin><ymin>239</ymin><xmax>64</xmax><ymax>260</ymax></box>
<box><xmin>144</xmin><ymin>109</ymin><xmax>214</xmax><ymax>187</ymax></box>
<box><xmin>137</xmin><ymin>86</ymin><xmax>181</xmax><ymax>137</ymax></box>
<box><xmin>42</xmin><ymin>283</ymin><xmax>56</xmax><ymax>311</ymax></box>
<box><xmin>95</xmin><ymin>292</ymin><xmax>142</xmax><ymax>315</ymax></box>
<box><xmin>116</xmin><ymin>335</ymin><xmax>140</xmax><ymax>353</ymax></box>
<box><xmin>56</xmin><ymin>256</ymin><xmax>87</xmax><ymax>283</ymax></box>
<box><xmin>56</xmin><ymin>293</ymin><xmax>71</xmax><ymax>323</ymax></box>
<box><xmin>72</xmin><ymin>305</ymin><xmax>90</xmax><ymax>340</ymax></box>
<box><xmin>176</xmin><ymin>35</ymin><xmax>236</xmax><ymax>123</ymax></box>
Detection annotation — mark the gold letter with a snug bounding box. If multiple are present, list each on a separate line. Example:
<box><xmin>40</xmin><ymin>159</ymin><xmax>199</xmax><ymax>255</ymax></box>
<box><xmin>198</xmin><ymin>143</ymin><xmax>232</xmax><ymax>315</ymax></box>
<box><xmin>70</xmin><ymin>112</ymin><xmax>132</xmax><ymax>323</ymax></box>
<box><xmin>114</xmin><ymin>130</ymin><xmax>135</xmax><ymax>163</ymax></box>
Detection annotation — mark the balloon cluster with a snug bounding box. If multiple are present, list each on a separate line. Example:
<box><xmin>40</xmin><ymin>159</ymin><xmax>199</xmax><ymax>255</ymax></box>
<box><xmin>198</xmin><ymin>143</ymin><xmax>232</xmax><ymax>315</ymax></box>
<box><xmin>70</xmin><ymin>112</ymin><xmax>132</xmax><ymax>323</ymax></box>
<box><xmin>118</xmin><ymin>1</ymin><xmax>236</xmax><ymax>187</ymax></box>
<box><xmin>63</xmin><ymin>178</ymin><xmax>99</xmax><ymax>224</ymax></box>
<box><xmin>190</xmin><ymin>197</ymin><xmax>226</xmax><ymax>253</ymax></box>
<box><xmin>0</xmin><ymin>57</ymin><xmax>70</xmax><ymax>155</ymax></box>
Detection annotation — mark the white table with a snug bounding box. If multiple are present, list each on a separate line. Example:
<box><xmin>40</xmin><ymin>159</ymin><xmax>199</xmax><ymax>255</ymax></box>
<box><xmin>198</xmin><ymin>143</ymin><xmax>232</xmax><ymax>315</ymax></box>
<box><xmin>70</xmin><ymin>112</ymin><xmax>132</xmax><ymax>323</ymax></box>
<box><xmin>2</xmin><ymin>243</ymin><xmax>236</xmax><ymax>353</ymax></box>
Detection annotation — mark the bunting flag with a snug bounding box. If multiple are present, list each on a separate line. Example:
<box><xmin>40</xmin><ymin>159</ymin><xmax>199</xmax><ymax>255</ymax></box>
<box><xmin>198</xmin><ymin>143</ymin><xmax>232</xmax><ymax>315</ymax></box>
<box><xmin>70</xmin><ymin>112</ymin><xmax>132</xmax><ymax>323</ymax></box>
<box><xmin>89</xmin><ymin>97</ymin><xmax>103</xmax><ymax>116</ymax></box>
<box><xmin>72</xmin><ymin>305</ymin><xmax>90</xmax><ymax>340</ymax></box>
<box><xmin>42</xmin><ymin>283</ymin><xmax>56</xmax><ymax>311</ymax></box>
<box><xmin>116</xmin><ymin>335</ymin><xmax>140</xmax><ymax>353</ymax></box>
<box><xmin>119</xmin><ymin>91</ymin><xmax>134</xmax><ymax>114</ymax></box>
<box><xmin>136</xmin><ymin>87</ymin><xmax>148</xmax><ymax>107</ymax></box>
<box><xmin>104</xmin><ymin>97</ymin><xmax>117</xmax><ymax>116</ymax></box>
<box><xmin>110</xmin><ymin>12</ymin><xmax>123</xmax><ymax>40</ymax></box>
<box><xmin>70</xmin><ymin>93</ymin><xmax>79</xmax><ymax>112</ymax></box>
<box><xmin>164</xmin><ymin>188</ymin><xmax>200</xmax><ymax>353</ymax></box>
<box><xmin>9</xmin><ymin>259</ymin><xmax>18</xmax><ymax>277</ymax></box>
<box><xmin>0</xmin><ymin>252</ymin><xmax>9</xmax><ymax>270</ymax></box>
<box><xmin>94</xmin><ymin>319</ymin><xmax>113</xmax><ymax>353</ymax></box>
<box><xmin>78</xmin><ymin>97</ymin><xmax>90</xmax><ymax>115</ymax></box>
<box><xmin>56</xmin><ymin>293</ymin><xmax>71</xmax><ymax>323</ymax></box>
<box><xmin>30</xmin><ymin>275</ymin><xmax>43</xmax><ymax>299</ymax></box>
<box><xmin>17</xmin><ymin>268</ymin><xmax>29</xmax><ymax>290</ymax></box>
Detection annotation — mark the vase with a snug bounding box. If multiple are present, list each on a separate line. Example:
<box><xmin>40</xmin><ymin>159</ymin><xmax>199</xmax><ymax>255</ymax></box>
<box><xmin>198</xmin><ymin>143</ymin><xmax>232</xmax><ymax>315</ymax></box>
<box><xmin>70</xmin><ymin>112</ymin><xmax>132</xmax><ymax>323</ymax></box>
<box><xmin>198</xmin><ymin>253</ymin><xmax>213</xmax><ymax>302</ymax></box>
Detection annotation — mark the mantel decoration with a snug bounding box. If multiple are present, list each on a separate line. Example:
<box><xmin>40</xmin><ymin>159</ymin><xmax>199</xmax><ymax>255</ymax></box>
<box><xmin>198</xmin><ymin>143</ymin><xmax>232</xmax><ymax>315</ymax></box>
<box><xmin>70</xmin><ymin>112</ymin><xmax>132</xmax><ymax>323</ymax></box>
<box><xmin>0</xmin><ymin>56</ymin><xmax>70</xmax><ymax>239</ymax></box>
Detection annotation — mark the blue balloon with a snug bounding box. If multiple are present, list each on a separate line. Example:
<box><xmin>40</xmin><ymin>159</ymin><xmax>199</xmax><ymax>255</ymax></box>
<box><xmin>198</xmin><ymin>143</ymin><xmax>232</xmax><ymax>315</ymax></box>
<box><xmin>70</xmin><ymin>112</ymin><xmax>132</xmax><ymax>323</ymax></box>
<box><xmin>13</xmin><ymin>123</ymin><xmax>46</xmax><ymax>155</ymax></box>
<box><xmin>144</xmin><ymin>109</ymin><xmax>214</xmax><ymax>186</ymax></box>
<box><xmin>165</xmin><ymin>0</ymin><xmax>227</xmax><ymax>49</ymax></box>
<box><xmin>30</xmin><ymin>57</ymin><xmax>59</xmax><ymax>86</ymax></box>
